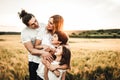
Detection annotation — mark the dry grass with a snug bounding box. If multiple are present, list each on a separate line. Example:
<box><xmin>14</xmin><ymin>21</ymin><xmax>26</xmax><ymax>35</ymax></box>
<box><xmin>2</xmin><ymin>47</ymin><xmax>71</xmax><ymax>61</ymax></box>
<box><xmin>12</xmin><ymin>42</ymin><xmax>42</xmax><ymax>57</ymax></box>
<box><xmin>0</xmin><ymin>35</ymin><xmax>120</xmax><ymax>80</ymax></box>
<box><xmin>68</xmin><ymin>38</ymin><xmax>120</xmax><ymax>80</ymax></box>
<box><xmin>69</xmin><ymin>38</ymin><xmax>120</xmax><ymax>51</ymax></box>
<box><xmin>0</xmin><ymin>35</ymin><xmax>28</xmax><ymax>80</ymax></box>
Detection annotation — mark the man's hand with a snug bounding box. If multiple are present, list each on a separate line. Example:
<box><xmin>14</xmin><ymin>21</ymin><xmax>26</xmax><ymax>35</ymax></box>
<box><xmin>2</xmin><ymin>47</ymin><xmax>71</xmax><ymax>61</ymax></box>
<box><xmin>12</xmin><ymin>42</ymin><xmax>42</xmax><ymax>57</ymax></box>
<box><xmin>41</xmin><ymin>51</ymin><xmax>53</xmax><ymax>63</ymax></box>
<box><xmin>44</xmin><ymin>47</ymin><xmax>51</xmax><ymax>52</ymax></box>
<box><xmin>41</xmin><ymin>45</ymin><xmax>51</xmax><ymax>52</ymax></box>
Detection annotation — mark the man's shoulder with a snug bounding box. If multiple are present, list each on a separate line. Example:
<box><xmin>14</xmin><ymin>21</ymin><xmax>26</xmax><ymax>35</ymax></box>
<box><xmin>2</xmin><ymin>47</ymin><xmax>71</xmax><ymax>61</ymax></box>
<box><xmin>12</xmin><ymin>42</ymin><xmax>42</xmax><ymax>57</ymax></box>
<box><xmin>39</xmin><ymin>22</ymin><xmax>46</xmax><ymax>27</ymax></box>
<box><xmin>39</xmin><ymin>23</ymin><xmax>46</xmax><ymax>29</ymax></box>
<box><xmin>21</xmin><ymin>27</ymin><xmax>30</xmax><ymax>34</ymax></box>
<box><xmin>38</xmin><ymin>23</ymin><xmax>46</xmax><ymax>31</ymax></box>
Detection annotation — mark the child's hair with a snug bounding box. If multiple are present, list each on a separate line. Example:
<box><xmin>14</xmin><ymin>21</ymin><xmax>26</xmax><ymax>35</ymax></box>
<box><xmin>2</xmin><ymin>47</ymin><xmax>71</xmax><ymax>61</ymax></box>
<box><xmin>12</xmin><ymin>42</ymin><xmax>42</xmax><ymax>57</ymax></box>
<box><xmin>54</xmin><ymin>31</ymin><xmax>68</xmax><ymax>45</ymax></box>
<box><xmin>52</xmin><ymin>31</ymin><xmax>71</xmax><ymax>68</ymax></box>
<box><xmin>59</xmin><ymin>45</ymin><xmax>71</xmax><ymax>69</ymax></box>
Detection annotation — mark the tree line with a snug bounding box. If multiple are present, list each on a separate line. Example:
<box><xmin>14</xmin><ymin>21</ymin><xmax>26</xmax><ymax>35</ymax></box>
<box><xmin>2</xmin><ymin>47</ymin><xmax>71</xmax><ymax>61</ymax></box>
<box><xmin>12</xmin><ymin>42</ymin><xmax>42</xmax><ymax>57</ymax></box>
<box><xmin>69</xmin><ymin>29</ymin><xmax>120</xmax><ymax>38</ymax></box>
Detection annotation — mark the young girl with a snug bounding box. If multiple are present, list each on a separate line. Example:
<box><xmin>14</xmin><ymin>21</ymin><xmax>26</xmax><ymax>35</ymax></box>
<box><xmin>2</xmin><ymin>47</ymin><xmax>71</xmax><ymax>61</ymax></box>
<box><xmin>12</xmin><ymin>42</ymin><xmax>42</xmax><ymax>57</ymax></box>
<box><xmin>35</xmin><ymin>31</ymin><xmax>71</xmax><ymax>80</ymax></box>
<box><xmin>35</xmin><ymin>31</ymin><xmax>69</xmax><ymax>54</ymax></box>
<box><xmin>46</xmin><ymin>45</ymin><xmax>71</xmax><ymax>80</ymax></box>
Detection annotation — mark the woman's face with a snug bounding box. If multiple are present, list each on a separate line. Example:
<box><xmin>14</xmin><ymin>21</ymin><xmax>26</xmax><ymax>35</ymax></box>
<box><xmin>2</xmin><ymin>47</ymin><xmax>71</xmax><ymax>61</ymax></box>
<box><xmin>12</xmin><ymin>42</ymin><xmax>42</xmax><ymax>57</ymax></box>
<box><xmin>55</xmin><ymin>45</ymin><xmax>63</xmax><ymax>56</ymax></box>
<box><xmin>47</xmin><ymin>18</ymin><xmax>54</xmax><ymax>31</ymax></box>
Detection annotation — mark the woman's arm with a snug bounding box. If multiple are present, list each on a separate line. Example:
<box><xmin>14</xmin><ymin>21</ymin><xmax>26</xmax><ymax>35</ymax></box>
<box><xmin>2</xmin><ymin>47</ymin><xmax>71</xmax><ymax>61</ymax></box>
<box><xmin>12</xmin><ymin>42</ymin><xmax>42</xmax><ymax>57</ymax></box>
<box><xmin>44</xmin><ymin>66</ymin><xmax>49</xmax><ymax>80</ymax></box>
<box><xmin>61</xmin><ymin>71</ymin><xmax>66</xmax><ymax>80</ymax></box>
<box><xmin>53</xmin><ymin>70</ymin><xmax>60</xmax><ymax>77</ymax></box>
<box><xmin>49</xmin><ymin>64</ymin><xmax>68</xmax><ymax>71</ymax></box>
<box><xmin>43</xmin><ymin>59</ymin><xmax>60</xmax><ymax>77</ymax></box>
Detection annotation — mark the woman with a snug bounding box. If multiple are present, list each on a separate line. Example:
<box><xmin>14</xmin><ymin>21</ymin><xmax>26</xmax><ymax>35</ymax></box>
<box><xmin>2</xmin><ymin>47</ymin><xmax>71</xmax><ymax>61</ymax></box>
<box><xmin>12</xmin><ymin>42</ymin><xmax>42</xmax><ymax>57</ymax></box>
<box><xmin>35</xmin><ymin>15</ymin><xmax>69</xmax><ymax>80</ymax></box>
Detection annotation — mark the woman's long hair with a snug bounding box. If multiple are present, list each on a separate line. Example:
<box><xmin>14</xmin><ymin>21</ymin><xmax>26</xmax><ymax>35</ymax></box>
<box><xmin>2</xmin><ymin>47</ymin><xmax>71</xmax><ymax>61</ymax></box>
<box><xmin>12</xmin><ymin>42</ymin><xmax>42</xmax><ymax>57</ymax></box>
<box><xmin>50</xmin><ymin>15</ymin><xmax>64</xmax><ymax>34</ymax></box>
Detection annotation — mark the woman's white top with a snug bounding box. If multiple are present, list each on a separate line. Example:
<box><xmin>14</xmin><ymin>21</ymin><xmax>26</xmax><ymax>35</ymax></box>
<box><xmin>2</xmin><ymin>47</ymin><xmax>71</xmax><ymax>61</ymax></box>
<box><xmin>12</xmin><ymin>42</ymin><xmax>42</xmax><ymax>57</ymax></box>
<box><xmin>36</xmin><ymin>26</ymin><xmax>53</xmax><ymax>79</ymax></box>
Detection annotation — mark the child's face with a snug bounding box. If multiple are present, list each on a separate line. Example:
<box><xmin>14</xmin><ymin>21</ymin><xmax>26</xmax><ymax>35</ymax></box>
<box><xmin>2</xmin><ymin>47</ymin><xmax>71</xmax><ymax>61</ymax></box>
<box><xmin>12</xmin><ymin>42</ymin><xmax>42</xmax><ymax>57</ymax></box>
<box><xmin>51</xmin><ymin>33</ymin><xmax>59</xmax><ymax>44</ymax></box>
<box><xmin>54</xmin><ymin>46</ymin><xmax>63</xmax><ymax>56</ymax></box>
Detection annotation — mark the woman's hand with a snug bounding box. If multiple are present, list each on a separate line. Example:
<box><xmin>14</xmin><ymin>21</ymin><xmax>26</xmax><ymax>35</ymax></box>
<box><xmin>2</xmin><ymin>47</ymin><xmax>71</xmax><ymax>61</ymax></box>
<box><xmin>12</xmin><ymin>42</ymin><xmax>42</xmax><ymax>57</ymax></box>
<box><xmin>53</xmin><ymin>70</ymin><xmax>60</xmax><ymax>77</ymax></box>
<box><xmin>49</xmin><ymin>64</ymin><xmax>58</xmax><ymax>71</ymax></box>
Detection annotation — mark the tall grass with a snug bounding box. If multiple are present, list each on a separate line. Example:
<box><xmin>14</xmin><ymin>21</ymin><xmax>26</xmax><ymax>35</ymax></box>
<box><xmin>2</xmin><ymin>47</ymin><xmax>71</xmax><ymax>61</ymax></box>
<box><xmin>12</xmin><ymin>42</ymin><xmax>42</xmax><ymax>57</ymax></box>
<box><xmin>0</xmin><ymin>35</ymin><xmax>120</xmax><ymax>80</ymax></box>
<box><xmin>0</xmin><ymin>35</ymin><xmax>28</xmax><ymax>80</ymax></box>
<box><xmin>0</xmin><ymin>48</ymin><xmax>28</xmax><ymax>80</ymax></box>
<box><xmin>66</xmin><ymin>49</ymin><xmax>120</xmax><ymax>80</ymax></box>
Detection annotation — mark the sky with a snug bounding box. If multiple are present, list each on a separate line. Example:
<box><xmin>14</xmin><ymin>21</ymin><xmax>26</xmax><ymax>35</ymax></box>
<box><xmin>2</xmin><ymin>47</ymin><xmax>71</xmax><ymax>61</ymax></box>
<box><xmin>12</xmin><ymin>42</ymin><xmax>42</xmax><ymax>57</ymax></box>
<box><xmin>0</xmin><ymin>0</ymin><xmax>120</xmax><ymax>32</ymax></box>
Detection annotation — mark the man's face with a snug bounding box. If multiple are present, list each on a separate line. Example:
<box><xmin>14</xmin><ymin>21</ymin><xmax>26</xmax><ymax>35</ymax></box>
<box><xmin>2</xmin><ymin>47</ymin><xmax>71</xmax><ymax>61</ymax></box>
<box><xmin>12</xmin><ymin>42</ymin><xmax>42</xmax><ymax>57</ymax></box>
<box><xmin>47</xmin><ymin>18</ymin><xmax>54</xmax><ymax>31</ymax></box>
<box><xmin>28</xmin><ymin>17</ymin><xmax>39</xmax><ymax>29</ymax></box>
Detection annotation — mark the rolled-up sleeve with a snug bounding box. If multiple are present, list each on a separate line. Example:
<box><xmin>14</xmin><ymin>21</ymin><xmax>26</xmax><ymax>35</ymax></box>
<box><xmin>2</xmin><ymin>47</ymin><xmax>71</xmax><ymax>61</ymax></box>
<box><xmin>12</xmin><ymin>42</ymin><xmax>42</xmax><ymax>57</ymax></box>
<box><xmin>21</xmin><ymin>31</ymin><xmax>31</xmax><ymax>44</ymax></box>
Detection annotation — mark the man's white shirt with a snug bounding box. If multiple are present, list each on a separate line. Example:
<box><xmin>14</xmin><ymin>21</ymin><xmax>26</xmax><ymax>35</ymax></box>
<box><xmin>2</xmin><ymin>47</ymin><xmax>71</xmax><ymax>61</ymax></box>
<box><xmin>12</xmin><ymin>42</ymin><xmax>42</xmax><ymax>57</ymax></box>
<box><xmin>21</xmin><ymin>23</ymin><xmax>46</xmax><ymax>63</ymax></box>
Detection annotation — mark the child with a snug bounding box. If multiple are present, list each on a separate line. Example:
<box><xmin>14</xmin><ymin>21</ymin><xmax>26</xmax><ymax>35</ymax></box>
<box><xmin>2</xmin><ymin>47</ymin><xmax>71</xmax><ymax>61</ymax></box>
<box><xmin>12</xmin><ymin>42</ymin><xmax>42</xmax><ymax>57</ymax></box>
<box><xmin>35</xmin><ymin>31</ymin><xmax>69</xmax><ymax>54</ymax></box>
<box><xmin>42</xmin><ymin>31</ymin><xmax>71</xmax><ymax>80</ymax></box>
<box><xmin>35</xmin><ymin>31</ymin><xmax>70</xmax><ymax>80</ymax></box>
<box><xmin>45</xmin><ymin>45</ymin><xmax>71</xmax><ymax>80</ymax></box>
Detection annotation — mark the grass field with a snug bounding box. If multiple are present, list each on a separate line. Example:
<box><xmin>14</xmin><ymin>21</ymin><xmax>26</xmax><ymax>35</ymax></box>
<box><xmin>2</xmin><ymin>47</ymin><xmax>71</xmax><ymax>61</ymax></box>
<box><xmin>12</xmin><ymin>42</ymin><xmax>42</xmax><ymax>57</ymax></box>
<box><xmin>0</xmin><ymin>35</ymin><xmax>120</xmax><ymax>80</ymax></box>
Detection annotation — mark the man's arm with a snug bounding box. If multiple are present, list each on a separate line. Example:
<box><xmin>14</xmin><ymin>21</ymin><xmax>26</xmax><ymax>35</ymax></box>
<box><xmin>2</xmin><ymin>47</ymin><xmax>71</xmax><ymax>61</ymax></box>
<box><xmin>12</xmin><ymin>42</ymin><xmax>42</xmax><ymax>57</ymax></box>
<box><xmin>34</xmin><ymin>39</ymin><xmax>43</xmax><ymax>50</ymax></box>
<box><xmin>35</xmin><ymin>39</ymin><xmax>55</xmax><ymax>53</ymax></box>
<box><xmin>24</xmin><ymin>41</ymin><xmax>52</xmax><ymax>59</ymax></box>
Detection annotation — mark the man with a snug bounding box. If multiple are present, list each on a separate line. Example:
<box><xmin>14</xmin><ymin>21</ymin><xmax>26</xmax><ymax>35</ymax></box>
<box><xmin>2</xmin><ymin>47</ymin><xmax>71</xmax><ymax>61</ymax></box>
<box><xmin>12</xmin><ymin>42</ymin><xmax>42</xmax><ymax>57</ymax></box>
<box><xmin>18</xmin><ymin>9</ymin><xmax>52</xmax><ymax>80</ymax></box>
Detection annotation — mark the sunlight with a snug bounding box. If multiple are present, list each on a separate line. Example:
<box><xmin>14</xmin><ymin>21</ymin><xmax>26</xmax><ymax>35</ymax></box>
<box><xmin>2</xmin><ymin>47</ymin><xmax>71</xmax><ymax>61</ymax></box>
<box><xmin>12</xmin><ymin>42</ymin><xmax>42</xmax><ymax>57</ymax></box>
<box><xmin>0</xmin><ymin>0</ymin><xmax>120</xmax><ymax>31</ymax></box>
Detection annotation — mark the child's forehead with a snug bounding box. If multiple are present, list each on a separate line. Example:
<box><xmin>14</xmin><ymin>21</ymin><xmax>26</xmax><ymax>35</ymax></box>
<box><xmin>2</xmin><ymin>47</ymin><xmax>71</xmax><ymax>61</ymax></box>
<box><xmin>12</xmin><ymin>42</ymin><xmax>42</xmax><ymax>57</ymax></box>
<box><xmin>57</xmin><ymin>45</ymin><xmax>63</xmax><ymax>48</ymax></box>
<box><xmin>53</xmin><ymin>33</ymin><xmax>58</xmax><ymax>36</ymax></box>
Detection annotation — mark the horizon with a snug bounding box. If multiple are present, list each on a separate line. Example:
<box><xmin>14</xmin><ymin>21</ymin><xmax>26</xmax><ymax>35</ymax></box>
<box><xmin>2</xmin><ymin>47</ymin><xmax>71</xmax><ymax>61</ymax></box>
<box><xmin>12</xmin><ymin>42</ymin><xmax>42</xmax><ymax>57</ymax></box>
<box><xmin>0</xmin><ymin>25</ymin><xmax>120</xmax><ymax>32</ymax></box>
